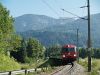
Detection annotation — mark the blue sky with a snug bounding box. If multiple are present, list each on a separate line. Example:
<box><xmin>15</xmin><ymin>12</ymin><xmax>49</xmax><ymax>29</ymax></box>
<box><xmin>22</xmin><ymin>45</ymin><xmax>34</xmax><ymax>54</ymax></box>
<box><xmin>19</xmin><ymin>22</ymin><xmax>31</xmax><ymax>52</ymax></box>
<box><xmin>0</xmin><ymin>0</ymin><xmax>100</xmax><ymax>18</ymax></box>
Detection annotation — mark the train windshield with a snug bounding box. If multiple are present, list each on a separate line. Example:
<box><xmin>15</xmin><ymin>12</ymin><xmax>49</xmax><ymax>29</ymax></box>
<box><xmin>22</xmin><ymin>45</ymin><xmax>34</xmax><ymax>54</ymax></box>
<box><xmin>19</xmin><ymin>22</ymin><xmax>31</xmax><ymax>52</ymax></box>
<box><xmin>62</xmin><ymin>48</ymin><xmax>75</xmax><ymax>52</ymax></box>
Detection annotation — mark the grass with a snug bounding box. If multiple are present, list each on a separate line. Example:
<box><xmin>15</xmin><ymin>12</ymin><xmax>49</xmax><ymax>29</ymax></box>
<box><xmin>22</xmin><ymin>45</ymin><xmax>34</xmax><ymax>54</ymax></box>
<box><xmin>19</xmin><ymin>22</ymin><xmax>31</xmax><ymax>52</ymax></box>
<box><xmin>26</xmin><ymin>66</ymin><xmax>56</xmax><ymax>75</ymax></box>
<box><xmin>78</xmin><ymin>58</ymin><xmax>100</xmax><ymax>75</ymax></box>
<box><xmin>0</xmin><ymin>54</ymin><xmax>21</xmax><ymax>72</ymax></box>
<box><xmin>20</xmin><ymin>59</ymin><xmax>47</xmax><ymax>69</ymax></box>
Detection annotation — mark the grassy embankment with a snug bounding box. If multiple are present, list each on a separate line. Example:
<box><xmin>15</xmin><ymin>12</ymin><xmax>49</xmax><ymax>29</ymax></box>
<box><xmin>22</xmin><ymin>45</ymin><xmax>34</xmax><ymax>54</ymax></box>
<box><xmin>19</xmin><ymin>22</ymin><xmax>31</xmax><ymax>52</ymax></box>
<box><xmin>0</xmin><ymin>54</ymin><xmax>21</xmax><ymax>72</ymax></box>
<box><xmin>78</xmin><ymin>58</ymin><xmax>100</xmax><ymax>75</ymax></box>
<box><xmin>0</xmin><ymin>54</ymin><xmax>60</xmax><ymax>75</ymax></box>
<box><xmin>0</xmin><ymin>53</ymin><xmax>45</xmax><ymax>72</ymax></box>
<box><xmin>0</xmin><ymin>55</ymin><xmax>54</xmax><ymax>75</ymax></box>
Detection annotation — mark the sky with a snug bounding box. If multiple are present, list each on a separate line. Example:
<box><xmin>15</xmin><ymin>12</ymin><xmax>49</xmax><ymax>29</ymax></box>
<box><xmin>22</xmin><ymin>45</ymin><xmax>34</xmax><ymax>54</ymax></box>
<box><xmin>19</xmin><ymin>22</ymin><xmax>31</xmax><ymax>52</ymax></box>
<box><xmin>0</xmin><ymin>0</ymin><xmax>100</xmax><ymax>18</ymax></box>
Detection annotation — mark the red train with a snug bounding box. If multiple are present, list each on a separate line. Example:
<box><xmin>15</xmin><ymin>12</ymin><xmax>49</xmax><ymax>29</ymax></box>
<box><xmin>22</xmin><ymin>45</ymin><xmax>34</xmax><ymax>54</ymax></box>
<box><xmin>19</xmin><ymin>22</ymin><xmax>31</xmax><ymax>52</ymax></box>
<box><xmin>61</xmin><ymin>44</ymin><xmax>78</xmax><ymax>62</ymax></box>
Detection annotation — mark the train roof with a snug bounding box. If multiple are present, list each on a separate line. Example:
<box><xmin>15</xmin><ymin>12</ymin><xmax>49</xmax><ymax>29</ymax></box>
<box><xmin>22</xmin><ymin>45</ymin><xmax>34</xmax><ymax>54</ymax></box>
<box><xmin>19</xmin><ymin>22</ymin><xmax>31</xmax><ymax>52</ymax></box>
<box><xmin>63</xmin><ymin>44</ymin><xmax>76</xmax><ymax>48</ymax></box>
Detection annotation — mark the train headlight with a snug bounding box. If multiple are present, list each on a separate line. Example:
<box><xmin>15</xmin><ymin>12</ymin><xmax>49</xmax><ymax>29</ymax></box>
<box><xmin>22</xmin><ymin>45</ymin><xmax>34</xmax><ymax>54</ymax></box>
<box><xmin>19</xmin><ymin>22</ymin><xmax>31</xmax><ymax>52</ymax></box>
<box><xmin>74</xmin><ymin>54</ymin><xmax>76</xmax><ymax>57</ymax></box>
<box><xmin>62</xmin><ymin>55</ymin><xmax>65</xmax><ymax>58</ymax></box>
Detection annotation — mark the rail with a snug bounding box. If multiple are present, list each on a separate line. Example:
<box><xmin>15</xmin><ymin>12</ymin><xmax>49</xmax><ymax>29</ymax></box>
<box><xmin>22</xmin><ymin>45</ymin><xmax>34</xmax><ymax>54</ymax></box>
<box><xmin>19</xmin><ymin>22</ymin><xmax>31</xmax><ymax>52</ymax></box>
<box><xmin>51</xmin><ymin>62</ymin><xmax>77</xmax><ymax>75</ymax></box>
<box><xmin>66</xmin><ymin>62</ymin><xmax>77</xmax><ymax>75</ymax></box>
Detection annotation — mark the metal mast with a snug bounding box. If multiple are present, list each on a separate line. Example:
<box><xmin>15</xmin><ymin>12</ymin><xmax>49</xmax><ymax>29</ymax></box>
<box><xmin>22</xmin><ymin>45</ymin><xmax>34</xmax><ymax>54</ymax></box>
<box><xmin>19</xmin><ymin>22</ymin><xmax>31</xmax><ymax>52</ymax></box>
<box><xmin>87</xmin><ymin>0</ymin><xmax>91</xmax><ymax>72</ymax></box>
<box><xmin>77</xmin><ymin>29</ymin><xmax>79</xmax><ymax>62</ymax></box>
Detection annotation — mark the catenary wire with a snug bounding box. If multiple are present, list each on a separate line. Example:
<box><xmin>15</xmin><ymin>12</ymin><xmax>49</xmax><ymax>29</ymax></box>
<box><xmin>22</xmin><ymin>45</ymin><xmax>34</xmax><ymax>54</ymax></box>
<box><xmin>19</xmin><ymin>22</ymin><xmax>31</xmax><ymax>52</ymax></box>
<box><xmin>41</xmin><ymin>0</ymin><xmax>60</xmax><ymax>18</ymax></box>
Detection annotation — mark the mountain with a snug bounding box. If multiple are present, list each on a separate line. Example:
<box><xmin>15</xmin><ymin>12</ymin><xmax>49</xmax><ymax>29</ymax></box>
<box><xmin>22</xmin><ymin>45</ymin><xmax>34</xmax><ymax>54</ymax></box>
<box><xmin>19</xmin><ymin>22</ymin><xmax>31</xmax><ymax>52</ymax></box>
<box><xmin>15</xmin><ymin>13</ymin><xmax>100</xmax><ymax>47</ymax></box>
<box><xmin>43</xmin><ymin>13</ymin><xmax>100</xmax><ymax>33</ymax></box>
<box><xmin>41</xmin><ymin>13</ymin><xmax>100</xmax><ymax>47</ymax></box>
<box><xmin>14</xmin><ymin>14</ymin><xmax>75</xmax><ymax>32</ymax></box>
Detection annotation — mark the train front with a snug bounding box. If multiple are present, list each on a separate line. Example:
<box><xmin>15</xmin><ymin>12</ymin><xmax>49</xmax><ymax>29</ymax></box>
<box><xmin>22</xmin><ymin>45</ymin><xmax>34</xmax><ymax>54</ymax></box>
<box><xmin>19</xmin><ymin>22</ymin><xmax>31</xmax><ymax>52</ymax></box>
<box><xmin>61</xmin><ymin>44</ymin><xmax>78</xmax><ymax>63</ymax></box>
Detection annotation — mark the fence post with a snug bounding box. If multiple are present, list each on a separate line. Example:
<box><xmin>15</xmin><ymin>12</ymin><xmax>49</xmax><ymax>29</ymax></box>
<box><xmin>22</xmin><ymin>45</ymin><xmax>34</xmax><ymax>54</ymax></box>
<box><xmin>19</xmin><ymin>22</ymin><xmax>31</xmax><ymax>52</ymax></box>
<box><xmin>9</xmin><ymin>71</ymin><xmax>11</xmax><ymax>75</ymax></box>
<box><xmin>35</xmin><ymin>68</ymin><xmax>37</xmax><ymax>72</ymax></box>
<box><xmin>25</xmin><ymin>70</ymin><xmax>27</xmax><ymax>75</ymax></box>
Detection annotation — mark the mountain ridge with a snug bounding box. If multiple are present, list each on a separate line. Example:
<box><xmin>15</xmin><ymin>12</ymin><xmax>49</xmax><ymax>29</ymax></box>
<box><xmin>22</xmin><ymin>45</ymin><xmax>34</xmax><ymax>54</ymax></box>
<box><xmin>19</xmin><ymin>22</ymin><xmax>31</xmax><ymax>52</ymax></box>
<box><xmin>14</xmin><ymin>14</ymin><xmax>75</xmax><ymax>32</ymax></box>
<box><xmin>15</xmin><ymin>13</ymin><xmax>100</xmax><ymax>47</ymax></box>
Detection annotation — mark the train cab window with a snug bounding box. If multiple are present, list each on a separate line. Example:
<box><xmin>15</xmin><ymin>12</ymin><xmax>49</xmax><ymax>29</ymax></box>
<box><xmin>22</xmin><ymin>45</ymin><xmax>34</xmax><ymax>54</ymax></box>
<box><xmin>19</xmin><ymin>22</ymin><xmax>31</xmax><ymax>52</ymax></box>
<box><xmin>62</xmin><ymin>48</ymin><xmax>68</xmax><ymax>52</ymax></box>
<box><xmin>68</xmin><ymin>48</ymin><xmax>75</xmax><ymax>51</ymax></box>
<box><xmin>62</xmin><ymin>48</ymin><xmax>75</xmax><ymax>52</ymax></box>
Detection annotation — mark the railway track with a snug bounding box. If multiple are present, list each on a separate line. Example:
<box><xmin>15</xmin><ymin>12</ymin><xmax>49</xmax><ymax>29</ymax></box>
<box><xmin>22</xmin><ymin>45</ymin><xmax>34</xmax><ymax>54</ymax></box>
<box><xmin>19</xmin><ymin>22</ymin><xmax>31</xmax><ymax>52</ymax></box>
<box><xmin>51</xmin><ymin>62</ymin><xmax>77</xmax><ymax>75</ymax></box>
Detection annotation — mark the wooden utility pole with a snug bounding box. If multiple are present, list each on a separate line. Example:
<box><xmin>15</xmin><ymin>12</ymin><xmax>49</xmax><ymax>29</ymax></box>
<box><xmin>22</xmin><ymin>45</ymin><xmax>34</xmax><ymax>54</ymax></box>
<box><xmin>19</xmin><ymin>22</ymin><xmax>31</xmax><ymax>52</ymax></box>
<box><xmin>87</xmin><ymin>0</ymin><xmax>91</xmax><ymax>72</ymax></box>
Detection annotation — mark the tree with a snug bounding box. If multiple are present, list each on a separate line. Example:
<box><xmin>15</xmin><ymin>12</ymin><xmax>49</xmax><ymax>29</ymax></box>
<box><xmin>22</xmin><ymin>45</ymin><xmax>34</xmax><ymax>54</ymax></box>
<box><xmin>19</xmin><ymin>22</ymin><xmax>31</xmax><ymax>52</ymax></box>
<box><xmin>27</xmin><ymin>38</ymin><xmax>45</xmax><ymax>60</ymax></box>
<box><xmin>79</xmin><ymin>48</ymin><xmax>87</xmax><ymax>58</ymax></box>
<box><xmin>18</xmin><ymin>38</ymin><xmax>27</xmax><ymax>63</ymax></box>
<box><xmin>11</xmin><ymin>35</ymin><xmax>22</xmax><ymax>51</ymax></box>
<box><xmin>45</xmin><ymin>44</ymin><xmax>61</xmax><ymax>58</ymax></box>
<box><xmin>0</xmin><ymin>3</ymin><xmax>14</xmax><ymax>54</ymax></box>
<box><xmin>93</xmin><ymin>48</ymin><xmax>100</xmax><ymax>58</ymax></box>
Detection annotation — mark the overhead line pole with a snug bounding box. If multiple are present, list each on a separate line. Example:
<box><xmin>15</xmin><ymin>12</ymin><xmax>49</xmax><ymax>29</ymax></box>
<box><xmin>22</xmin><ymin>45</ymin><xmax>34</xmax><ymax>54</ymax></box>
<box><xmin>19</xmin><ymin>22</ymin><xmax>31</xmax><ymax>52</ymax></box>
<box><xmin>87</xmin><ymin>0</ymin><xmax>91</xmax><ymax>72</ymax></box>
<box><xmin>80</xmin><ymin>0</ymin><xmax>91</xmax><ymax>72</ymax></box>
<box><xmin>77</xmin><ymin>29</ymin><xmax>79</xmax><ymax>62</ymax></box>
